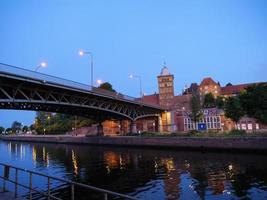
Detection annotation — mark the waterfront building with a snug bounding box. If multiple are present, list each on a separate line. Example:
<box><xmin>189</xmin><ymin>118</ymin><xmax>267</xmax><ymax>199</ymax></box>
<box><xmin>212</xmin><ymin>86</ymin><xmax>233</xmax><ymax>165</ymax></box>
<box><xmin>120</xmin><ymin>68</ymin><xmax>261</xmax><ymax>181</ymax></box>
<box><xmin>99</xmin><ymin>65</ymin><xmax>266</xmax><ymax>135</ymax></box>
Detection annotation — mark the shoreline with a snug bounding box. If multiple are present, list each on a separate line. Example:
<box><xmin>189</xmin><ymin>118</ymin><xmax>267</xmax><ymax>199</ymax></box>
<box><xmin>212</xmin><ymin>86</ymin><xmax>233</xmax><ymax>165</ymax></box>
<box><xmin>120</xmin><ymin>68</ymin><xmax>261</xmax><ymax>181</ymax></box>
<box><xmin>1</xmin><ymin>135</ymin><xmax>267</xmax><ymax>153</ymax></box>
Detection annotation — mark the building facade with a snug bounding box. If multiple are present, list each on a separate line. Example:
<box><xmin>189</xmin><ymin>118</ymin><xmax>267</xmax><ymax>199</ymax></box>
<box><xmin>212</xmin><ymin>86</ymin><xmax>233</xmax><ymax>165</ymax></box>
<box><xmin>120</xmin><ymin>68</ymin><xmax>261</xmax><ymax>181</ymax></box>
<box><xmin>100</xmin><ymin>66</ymin><xmax>265</xmax><ymax>135</ymax></box>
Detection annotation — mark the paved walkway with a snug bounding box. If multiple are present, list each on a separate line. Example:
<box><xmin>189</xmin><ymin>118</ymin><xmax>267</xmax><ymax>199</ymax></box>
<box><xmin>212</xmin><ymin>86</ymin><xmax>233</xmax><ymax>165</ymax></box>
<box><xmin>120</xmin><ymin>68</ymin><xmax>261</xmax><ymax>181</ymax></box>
<box><xmin>0</xmin><ymin>191</ymin><xmax>25</xmax><ymax>200</ymax></box>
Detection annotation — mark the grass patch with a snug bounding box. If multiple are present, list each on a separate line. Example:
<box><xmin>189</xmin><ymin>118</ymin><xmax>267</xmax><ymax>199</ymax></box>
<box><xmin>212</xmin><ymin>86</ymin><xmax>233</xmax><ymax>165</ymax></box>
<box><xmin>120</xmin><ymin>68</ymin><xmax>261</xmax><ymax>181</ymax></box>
<box><xmin>136</xmin><ymin>130</ymin><xmax>267</xmax><ymax>137</ymax></box>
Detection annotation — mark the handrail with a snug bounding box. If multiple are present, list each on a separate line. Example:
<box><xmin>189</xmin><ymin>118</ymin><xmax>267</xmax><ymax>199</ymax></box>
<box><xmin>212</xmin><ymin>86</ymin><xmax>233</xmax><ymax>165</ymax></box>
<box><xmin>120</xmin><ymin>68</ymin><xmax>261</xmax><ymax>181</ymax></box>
<box><xmin>0</xmin><ymin>62</ymin><xmax>162</xmax><ymax>109</ymax></box>
<box><xmin>0</xmin><ymin>162</ymin><xmax>137</xmax><ymax>200</ymax></box>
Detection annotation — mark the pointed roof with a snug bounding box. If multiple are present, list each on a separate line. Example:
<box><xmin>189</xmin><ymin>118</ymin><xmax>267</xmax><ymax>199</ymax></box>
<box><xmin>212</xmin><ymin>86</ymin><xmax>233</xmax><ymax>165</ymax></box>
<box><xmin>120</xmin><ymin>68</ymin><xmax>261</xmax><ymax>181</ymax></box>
<box><xmin>200</xmin><ymin>77</ymin><xmax>217</xmax><ymax>86</ymax></box>
<box><xmin>160</xmin><ymin>66</ymin><xmax>170</xmax><ymax>76</ymax></box>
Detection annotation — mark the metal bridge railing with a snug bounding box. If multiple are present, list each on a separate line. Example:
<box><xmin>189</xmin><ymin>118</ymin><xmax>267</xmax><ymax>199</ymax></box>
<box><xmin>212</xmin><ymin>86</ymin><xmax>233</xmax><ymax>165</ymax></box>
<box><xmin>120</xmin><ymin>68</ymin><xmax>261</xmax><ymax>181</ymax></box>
<box><xmin>0</xmin><ymin>62</ymin><xmax>162</xmax><ymax>109</ymax></box>
<box><xmin>0</xmin><ymin>162</ymin><xmax>137</xmax><ymax>200</ymax></box>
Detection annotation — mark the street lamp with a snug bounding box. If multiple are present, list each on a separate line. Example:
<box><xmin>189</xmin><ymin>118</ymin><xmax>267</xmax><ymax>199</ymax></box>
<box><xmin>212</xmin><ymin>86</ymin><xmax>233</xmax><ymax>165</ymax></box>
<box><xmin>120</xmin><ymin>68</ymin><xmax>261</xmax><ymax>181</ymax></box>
<box><xmin>79</xmin><ymin>50</ymin><xmax>94</xmax><ymax>86</ymax></box>
<box><xmin>130</xmin><ymin>74</ymin><xmax>143</xmax><ymax>102</ymax></box>
<box><xmin>35</xmin><ymin>62</ymin><xmax>47</xmax><ymax>71</ymax></box>
<box><xmin>96</xmin><ymin>79</ymin><xmax>103</xmax><ymax>87</ymax></box>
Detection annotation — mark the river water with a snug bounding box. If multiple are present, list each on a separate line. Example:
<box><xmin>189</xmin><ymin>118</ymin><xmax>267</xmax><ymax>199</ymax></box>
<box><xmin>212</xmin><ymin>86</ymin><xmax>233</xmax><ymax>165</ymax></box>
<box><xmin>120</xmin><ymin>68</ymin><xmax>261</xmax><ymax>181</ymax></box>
<box><xmin>0</xmin><ymin>140</ymin><xmax>267</xmax><ymax>200</ymax></box>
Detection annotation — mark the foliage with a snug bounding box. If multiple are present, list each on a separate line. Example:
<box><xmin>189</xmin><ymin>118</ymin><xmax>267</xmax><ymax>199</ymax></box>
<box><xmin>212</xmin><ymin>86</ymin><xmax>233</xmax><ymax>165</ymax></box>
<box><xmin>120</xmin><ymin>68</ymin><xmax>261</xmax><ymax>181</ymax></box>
<box><xmin>5</xmin><ymin>128</ymin><xmax>12</xmax><ymax>134</ymax></box>
<box><xmin>226</xmin><ymin>129</ymin><xmax>246</xmax><ymax>136</ymax></box>
<box><xmin>224</xmin><ymin>96</ymin><xmax>244</xmax><ymax>123</ymax></box>
<box><xmin>216</xmin><ymin>96</ymin><xmax>225</xmax><ymax>109</ymax></box>
<box><xmin>11</xmin><ymin>121</ymin><xmax>22</xmax><ymax>133</ymax></box>
<box><xmin>99</xmin><ymin>82</ymin><xmax>116</xmax><ymax>92</ymax></box>
<box><xmin>203</xmin><ymin>93</ymin><xmax>216</xmax><ymax>108</ymax></box>
<box><xmin>22</xmin><ymin>126</ymin><xmax>29</xmax><ymax>132</ymax></box>
<box><xmin>239</xmin><ymin>83</ymin><xmax>267</xmax><ymax>124</ymax></box>
<box><xmin>34</xmin><ymin>113</ymin><xmax>95</xmax><ymax>134</ymax></box>
<box><xmin>189</xmin><ymin>94</ymin><xmax>202</xmax><ymax>130</ymax></box>
<box><xmin>0</xmin><ymin>126</ymin><xmax>5</xmax><ymax>134</ymax></box>
<box><xmin>226</xmin><ymin>82</ymin><xmax>232</xmax><ymax>87</ymax></box>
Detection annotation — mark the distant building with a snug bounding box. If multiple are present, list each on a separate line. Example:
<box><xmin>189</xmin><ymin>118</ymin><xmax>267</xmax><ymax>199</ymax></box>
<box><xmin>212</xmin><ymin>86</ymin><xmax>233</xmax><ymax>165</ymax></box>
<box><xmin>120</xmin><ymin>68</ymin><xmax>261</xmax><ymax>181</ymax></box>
<box><xmin>157</xmin><ymin>65</ymin><xmax>174</xmax><ymax>108</ymax></box>
<box><xmin>101</xmin><ymin>65</ymin><xmax>266</xmax><ymax>135</ymax></box>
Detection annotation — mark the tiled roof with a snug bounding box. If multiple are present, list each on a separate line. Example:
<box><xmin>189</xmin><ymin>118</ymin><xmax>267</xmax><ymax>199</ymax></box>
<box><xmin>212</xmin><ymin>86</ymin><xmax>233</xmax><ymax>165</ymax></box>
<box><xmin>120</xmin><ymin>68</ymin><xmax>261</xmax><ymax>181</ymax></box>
<box><xmin>140</xmin><ymin>94</ymin><xmax>159</xmax><ymax>106</ymax></box>
<box><xmin>221</xmin><ymin>83</ymin><xmax>253</xmax><ymax>95</ymax></box>
<box><xmin>200</xmin><ymin>77</ymin><xmax>217</xmax><ymax>86</ymax></box>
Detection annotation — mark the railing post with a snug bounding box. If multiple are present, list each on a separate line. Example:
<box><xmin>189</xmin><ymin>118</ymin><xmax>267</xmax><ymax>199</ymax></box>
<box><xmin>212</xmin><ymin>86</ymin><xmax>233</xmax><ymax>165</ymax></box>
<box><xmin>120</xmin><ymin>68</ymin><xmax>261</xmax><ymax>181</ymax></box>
<box><xmin>47</xmin><ymin>177</ymin><xmax>51</xmax><ymax>200</ymax></box>
<box><xmin>2</xmin><ymin>168</ymin><xmax>5</xmax><ymax>192</ymax></box>
<box><xmin>71</xmin><ymin>183</ymin><xmax>75</xmax><ymax>200</ymax></box>
<box><xmin>29</xmin><ymin>172</ymin><xmax>32</xmax><ymax>200</ymax></box>
<box><xmin>15</xmin><ymin>168</ymin><xmax>18</xmax><ymax>198</ymax></box>
<box><xmin>104</xmin><ymin>193</ymin><xmax>108</xmax><ymax>200</ymax></box>
<box><xmin>3</xmin><ymin>165</ymin><xmax>10</xmax><ymax>192</ymax></box>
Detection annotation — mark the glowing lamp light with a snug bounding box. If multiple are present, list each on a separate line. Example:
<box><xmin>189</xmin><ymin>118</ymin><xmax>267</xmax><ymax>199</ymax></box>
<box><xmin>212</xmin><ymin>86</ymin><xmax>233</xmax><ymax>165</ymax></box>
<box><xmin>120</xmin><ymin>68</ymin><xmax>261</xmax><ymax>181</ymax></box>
<box><xmin>40</xmin><ymin>62</ymin><xmax>47</xmax><ymax>68</ymax></box>
<box><xmin>96</xmin><ymin>79</ymin><xmax>103</xmax><ymax>85</ymax></box>
<box><xmin>79</xmin><ymin>50</ymin><xmax>84</xmax><ymax>56</ymax></box>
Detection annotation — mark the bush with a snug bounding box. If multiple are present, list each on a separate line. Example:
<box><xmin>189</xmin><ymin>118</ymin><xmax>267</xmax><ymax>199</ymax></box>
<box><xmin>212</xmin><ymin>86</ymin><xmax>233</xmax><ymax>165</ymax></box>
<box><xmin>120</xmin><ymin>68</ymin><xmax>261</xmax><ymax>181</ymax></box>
<box><xmin>188</xmin><ymin>130</ymin><xmax>199</xmax><ymax>136</ymax></box>
<box><xmin>227</xmin><ymin>129</ymin><xmax>246</xmax><ymax>136</ymax></box>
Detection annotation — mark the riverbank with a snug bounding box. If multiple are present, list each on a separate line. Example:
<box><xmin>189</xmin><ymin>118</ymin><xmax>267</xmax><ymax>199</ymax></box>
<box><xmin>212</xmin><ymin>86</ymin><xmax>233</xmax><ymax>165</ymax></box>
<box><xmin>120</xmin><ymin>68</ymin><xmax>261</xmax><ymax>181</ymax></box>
<box><xmin>1</xmin><ymin>135</ymin><xmax>267</xmax><ymax>153</ymax></box>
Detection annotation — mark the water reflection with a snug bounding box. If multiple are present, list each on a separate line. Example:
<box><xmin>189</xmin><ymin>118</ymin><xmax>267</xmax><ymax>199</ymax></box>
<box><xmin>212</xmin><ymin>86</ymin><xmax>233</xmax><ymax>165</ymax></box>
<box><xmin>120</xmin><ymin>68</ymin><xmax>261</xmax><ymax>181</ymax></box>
<box><xmin>1</xmin><ymin>141</ymin><xmax>267</xmax><ymax>200</ymax></box>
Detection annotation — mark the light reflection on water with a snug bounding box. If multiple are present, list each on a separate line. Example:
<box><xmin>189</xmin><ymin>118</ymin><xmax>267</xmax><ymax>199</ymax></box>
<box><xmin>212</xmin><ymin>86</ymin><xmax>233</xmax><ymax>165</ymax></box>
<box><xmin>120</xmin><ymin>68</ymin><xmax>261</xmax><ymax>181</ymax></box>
<box><xmin>0</xmin><ymin>140</ymin><xmax>267</xmax><ymax>200</ymax></box>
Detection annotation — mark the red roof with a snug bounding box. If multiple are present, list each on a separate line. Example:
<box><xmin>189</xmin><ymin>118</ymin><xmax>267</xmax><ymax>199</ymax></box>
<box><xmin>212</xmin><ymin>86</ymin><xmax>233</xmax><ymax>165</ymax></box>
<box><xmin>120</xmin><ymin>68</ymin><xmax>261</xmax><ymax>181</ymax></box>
<box><xmin>200</xmin><ymin>77</ymin><xmax>217</xmax><ymax>86</ymax></box>
<box><xmin>221</xmin><ymin>83</ymin><xmax>254</xmax><ymax>95</ymax></box>
<box><xmin>140</xmin><ymin>94</ymin><xmax>159</xmax><ymax>106</ymax></box>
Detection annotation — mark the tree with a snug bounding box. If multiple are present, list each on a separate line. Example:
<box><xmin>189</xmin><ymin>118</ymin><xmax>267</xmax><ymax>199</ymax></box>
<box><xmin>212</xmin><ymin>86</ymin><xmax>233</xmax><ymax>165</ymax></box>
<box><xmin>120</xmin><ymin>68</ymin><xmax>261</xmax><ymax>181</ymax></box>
<box><xmin>189</xmin><ymin>94</ymin><xmax>202</xmax><ymax>130</ymax></box>
<box><xmin>5</xmin><ymin>128</ymin><xmax>12</xmax><ymax>134</ymax></box>
<box><xmin>203</xmin><ymin>93</ymin><xmax>216</xmax><ymax>108</ymax></box>
<box><xmin>0</xmin><ymin>126</ymin><xmax>5</xmax><ymax>134</ymax></box>
<box><xmin>99</xmin><ymin>82</ymin><xmax>116</xmax><ymax>92</ymax></box>
<box><xmin>22</xmin><ymin>125</ymin><xmax>29</xmax><ymax>132</ymax></box>
<box><xmin>11</xmin><ymin>121</ymin><xmax>22</xmax><ymax>133</ymax></box>
<box><xmin>226</xmin><ymin>83</ymin><xmax>233</xmax><ymax>87</ymax></box>
<box><xmin>224</xmin><ymin>96</ymin><xmax>244</xmax><ymax>123</ymax></box>
<box><xmin>216</xmin><ymin>96</ymin><xmax>225</xmax><ymax>109</ymax></box>
<box><xmin>239</xmin><ymin>83</ymin><xmax>267</xmax><ymax>124</ymax></box>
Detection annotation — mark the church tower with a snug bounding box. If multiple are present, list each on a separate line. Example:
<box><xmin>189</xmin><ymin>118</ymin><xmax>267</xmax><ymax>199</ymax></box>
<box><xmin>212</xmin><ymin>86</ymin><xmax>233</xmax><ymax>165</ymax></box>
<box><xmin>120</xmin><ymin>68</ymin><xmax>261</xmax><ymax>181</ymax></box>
<box><xmin>157</xmin><ymin>65</ymin><xmax>174</xmax><ymax>108</ymax></box>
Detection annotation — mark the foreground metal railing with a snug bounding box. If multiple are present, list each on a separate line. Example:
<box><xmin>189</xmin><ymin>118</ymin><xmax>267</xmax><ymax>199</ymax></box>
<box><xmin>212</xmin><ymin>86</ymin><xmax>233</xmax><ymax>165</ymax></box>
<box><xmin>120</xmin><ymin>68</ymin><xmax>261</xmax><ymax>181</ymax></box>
<box><xmin>0</xmin><ymin>162</ymin><xmax>137</xmax><ymax>200</ymax></box>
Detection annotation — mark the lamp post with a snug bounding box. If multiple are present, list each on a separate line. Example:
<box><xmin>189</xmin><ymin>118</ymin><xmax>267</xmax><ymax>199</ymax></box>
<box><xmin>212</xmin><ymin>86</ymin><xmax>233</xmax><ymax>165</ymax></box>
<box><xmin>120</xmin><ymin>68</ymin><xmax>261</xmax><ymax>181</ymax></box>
<box><xmin>130</xmin><ymin>74</ymin><xmax>143</xmax><ymax>102</ymax></box>
<box><xmin>35</xmin><ymin>62</ymin><xmax>47</xmax><ymax>72</ymax></box>
<box><xmin>79</xmin><ymin>50</ymin><xmax>94</xmax><ymax>86</ymax></box>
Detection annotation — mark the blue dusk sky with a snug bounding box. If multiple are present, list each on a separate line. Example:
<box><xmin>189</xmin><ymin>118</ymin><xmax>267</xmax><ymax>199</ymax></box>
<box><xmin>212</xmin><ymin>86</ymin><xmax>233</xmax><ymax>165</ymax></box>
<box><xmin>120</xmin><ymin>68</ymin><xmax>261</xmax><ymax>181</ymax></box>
<box><xmin>0</xmin><ymin>0</ymin><xmax>267</xmax><ymax>128</ymax></box>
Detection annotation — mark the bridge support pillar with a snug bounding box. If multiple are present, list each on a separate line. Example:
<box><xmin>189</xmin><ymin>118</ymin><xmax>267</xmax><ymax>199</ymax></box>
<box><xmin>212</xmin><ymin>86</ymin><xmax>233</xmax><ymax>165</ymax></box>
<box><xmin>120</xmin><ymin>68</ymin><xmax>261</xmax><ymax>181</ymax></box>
<box><xmin>130</xmin><ymin>120</ymin><xmax>137</xmax><ymax>134</ymax></box>
<box><xmin>97</xmin><ymin>123</ymin><xmax>103</xmax><ymax>136</ymax></box>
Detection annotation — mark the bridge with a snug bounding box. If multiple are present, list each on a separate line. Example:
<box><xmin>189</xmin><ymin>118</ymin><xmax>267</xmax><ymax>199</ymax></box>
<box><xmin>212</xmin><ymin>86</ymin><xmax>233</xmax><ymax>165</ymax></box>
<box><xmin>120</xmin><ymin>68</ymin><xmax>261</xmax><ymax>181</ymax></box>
<box><xmin>0</xmin><ymin>63</ymin><xmax>164</xmax><ymax>133</ymax></box>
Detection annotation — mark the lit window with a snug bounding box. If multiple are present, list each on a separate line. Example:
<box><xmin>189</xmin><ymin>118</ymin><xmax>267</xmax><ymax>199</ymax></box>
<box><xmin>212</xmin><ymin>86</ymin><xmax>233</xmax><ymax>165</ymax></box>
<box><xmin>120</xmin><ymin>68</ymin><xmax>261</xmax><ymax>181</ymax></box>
<box><xmin>215</xmin><ymin>90</ymin><xmax>218</xmax><ymax>94</ymax></box>
<box><xmin>247</xmin><ymin>124</ymin><xmax>252</xmax><ymax>130</ymax></box>
<box><xmin>214</xmin><ymin>85</ymin><xmax>217</xmax><ymax>89</ymax></box>
<box><xmin>241</xmin><ymin>124</ymin><xmax>246</xmax><ymax>130</ymax></box>
<box><xmin>256</xmin><ymin>123</ymin><xmax>259</xmax><ymax>130</ymax></box>
<box><xmin>205</xmin><ymin>86</ymin><xmax>208</xmax><ymax>89</ymax></box>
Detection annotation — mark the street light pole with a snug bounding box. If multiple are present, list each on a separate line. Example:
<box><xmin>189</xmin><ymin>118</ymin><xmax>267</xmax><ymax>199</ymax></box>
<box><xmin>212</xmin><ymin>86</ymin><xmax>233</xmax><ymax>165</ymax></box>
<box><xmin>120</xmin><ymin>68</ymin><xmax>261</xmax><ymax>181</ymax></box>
<box><xmin>35</xmin><ymin>62</ymin><xmax>47</xmax><ymax>72</ymax></box>
<box><xmin>79</xmin><ymin>50</ymin><xmax>94</xmax><ymax>86</ymax></box>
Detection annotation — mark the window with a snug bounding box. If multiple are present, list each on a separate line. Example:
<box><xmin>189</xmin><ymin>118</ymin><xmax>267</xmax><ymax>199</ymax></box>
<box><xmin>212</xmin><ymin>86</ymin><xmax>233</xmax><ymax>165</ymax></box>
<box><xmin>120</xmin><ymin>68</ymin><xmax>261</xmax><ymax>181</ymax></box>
<box><xmin>247</xmin><ymin>124</ymin><xmax>252</xmax><ymax>130</ymax></box>
<box><xmin>256</xmin><ymin>123</ymin><xmax>259</xmax><ymax>130</ymax></box>
<box><xmin>205</xmin><ymin>86</ymin><xmax>208</xmax><ymax>89</ymax></box>
<box><xmin>241</xmin><ymin>124</ymin><xmax>246</xmax><ymax>130</ymax></box>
